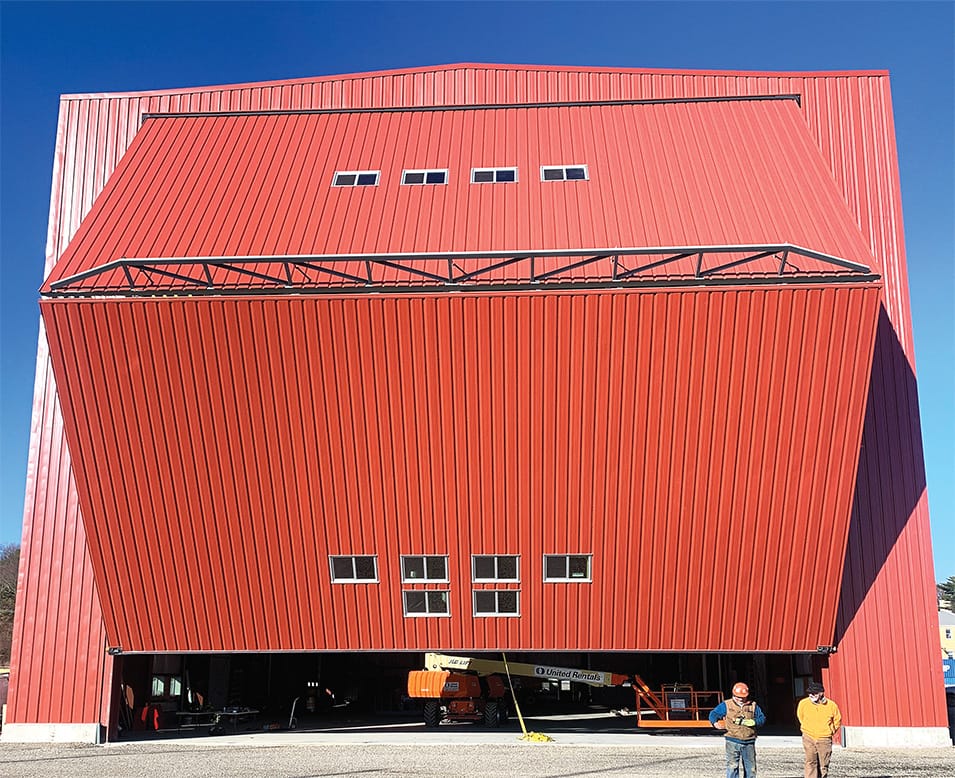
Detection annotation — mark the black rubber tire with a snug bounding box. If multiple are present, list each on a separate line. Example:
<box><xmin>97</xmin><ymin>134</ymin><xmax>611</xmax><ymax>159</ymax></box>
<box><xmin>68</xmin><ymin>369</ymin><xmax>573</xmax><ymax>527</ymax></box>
<box><xmin>484</xmin><ymin>701</ymin><xmax>501</xmax><ymax>727</ymax></box>
<box><xmin>423</xmin><ymin>700</ymin><xmax>441</xmax><ymax>728</ymax></box>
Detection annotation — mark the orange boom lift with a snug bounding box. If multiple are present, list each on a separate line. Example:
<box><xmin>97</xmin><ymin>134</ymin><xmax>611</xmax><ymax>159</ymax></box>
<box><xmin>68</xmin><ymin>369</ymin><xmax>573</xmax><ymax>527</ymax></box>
<box><xmin>407</xmin><ymin>653</ymin><xmax>719</xmax><ymax>729</ymax></box>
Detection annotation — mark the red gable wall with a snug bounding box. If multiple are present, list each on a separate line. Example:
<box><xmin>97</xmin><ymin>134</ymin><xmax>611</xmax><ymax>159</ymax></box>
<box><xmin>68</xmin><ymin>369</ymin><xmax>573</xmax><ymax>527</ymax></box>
<box><xmin>9</xmin><ymin>65</ymin><xmax>943</xmax><ymax>733</ymax></box>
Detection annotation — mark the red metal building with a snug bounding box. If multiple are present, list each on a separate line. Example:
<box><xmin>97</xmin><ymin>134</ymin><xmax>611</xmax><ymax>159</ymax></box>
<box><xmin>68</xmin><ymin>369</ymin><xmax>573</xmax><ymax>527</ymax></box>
<box><xmin>3</xmin><ymin>64</ymin><xmax>947</xmax><ymax>746</ymax></box>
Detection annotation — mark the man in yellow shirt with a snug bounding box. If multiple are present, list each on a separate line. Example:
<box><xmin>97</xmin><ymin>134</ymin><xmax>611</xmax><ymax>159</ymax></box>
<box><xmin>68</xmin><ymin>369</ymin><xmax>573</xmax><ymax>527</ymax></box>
<box><xmin>796</xmin><ymin>681</ymin><xmax>842</xmax><ymax>778</ymax></box>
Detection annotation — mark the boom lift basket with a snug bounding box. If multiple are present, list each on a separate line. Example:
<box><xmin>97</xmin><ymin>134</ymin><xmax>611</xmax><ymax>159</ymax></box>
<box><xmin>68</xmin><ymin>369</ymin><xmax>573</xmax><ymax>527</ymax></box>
<box><xmin>634</xmin><ymin>681</ymin><xmax>720</xmax><ymax>728</ymax></box>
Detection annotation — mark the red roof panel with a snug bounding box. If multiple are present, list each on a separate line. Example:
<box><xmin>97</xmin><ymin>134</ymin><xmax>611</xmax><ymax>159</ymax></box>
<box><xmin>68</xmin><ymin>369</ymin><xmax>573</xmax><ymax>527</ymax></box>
<box><xmin>43</xmin><ymin>98</ymin><xmax>877</xmax><ymax>293</ymax></box>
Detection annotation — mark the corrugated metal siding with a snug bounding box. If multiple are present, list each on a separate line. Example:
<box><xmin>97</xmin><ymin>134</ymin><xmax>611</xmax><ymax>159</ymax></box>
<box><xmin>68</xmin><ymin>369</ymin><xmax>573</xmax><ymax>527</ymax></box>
<box><xmin>826</xmin><ymin>311</ymin><xmax>938</xmax><ymax>727</ymax></box>
<box><xmin>43</xmin><ymin>99</ymin><xmax>877</xmax><ymax>292</ymax></box>
<box><xmin>11</xmin><ymin>65</ymin><xmax>941</xmax><ymax>730</ymax></box>
<box><xmin>41</xmin><ymin>284</ymin><xmax>879</xmax><ymax>653</ymax></box>
<box><xmin>6</xmin><ymin>323</ymin><xmax>113</xmax><ymax>725</ymax></box>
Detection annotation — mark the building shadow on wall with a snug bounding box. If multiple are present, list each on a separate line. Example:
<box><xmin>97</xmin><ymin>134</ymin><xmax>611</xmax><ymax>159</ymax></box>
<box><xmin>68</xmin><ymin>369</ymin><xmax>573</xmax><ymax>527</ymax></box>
<box><xmin>833</xmin><ymin>306</ymin><xmax>928</xmax><ymax>644</ymax></box>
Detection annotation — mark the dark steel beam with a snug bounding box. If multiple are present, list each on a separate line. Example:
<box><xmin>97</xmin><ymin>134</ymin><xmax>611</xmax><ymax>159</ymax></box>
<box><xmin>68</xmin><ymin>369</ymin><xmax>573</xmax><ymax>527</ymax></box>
<box><xmin>43</xmin><ymin>272</ymin><xmax>882</xmax><ymax>300</ymax></box>
<box><xmin>44</xmin><ymin>244</ymin><xmax>877</xmax><ymax>298</ymax></box>
<box><xmin>136</xmin><ymin>264</ymin><xmax>210</xmax><ymax>287</ymax></box>
<box><xmin>699</xmin><ymin>250</ymin><xmax>778</xmax><ymax>277</ymax></box>
<box><xmin>208</xmin><ymin>262</ymin><xmax>289</xmax><ymax>286</ymax></box>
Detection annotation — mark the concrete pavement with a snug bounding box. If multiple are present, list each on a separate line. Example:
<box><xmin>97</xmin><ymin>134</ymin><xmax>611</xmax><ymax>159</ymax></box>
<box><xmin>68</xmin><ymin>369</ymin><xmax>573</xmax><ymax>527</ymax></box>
<box><xmin>1</xmin><ymin>713</ymin><xmax>953</xmax><ymax>778</ymax></box>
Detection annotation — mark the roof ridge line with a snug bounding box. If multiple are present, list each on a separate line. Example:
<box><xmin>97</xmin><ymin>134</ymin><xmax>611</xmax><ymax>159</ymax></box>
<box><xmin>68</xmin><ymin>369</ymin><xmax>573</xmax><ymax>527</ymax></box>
<box><xmin>140</xmin><ymin>93</ymin><xmax>802</xmax><ymax>122</ymax></box>
<box><xmin>58</xmin><ymin>64</ymin><xmax>891</xmax><ymax>102</ymax></box>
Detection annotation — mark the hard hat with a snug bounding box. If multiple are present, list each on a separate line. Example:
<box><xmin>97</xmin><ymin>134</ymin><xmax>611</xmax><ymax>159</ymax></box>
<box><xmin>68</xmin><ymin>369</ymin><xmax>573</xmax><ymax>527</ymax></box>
<box><xmin>732</xmin><ymin>682</ymin><xmax>750</xmax><ymax>698</ymax></box>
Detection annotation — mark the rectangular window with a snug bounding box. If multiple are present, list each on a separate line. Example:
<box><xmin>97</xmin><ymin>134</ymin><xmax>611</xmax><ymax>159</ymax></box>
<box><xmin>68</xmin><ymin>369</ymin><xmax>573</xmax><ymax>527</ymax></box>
<box><xmin>472</xmin><ymin>555</ymin><xmax>519</xmax><ymax>582</ymax></box>
<box><xmin>947</xmin><ymin>629</ymin><xmax>952</xmax><ymax>639</ymax></box>
<box><xmin>471</xmin><ymin>167</ymin><xmax>518</xmax><ymax>184</ymax></box>
<box><xmin>541</xmin><ymin>165</ymin><xmax>588</xmax><ymax>182</ymax></box>
<box><xmin>150</xmin><ymin>674</ymin><xmax>182</xmax><ymax>700</ymax></box>
<box><xmin>473</xmin><ymin>590</ymin><xmax>520</xmax><ymax>616</ymax></box>
<box><xmin>543</xmin><ymin>554</ymin><xmax>592</xmax><ymax>581</ymax></box>
<box><xmin>403</xmin><ymin>590</ymin><xmax>450</xmax><ymax>616</ymax></box>
<box><xmin>329</xmin><ymin>555</ymin><xmax>378</xmax><ymax>582</ymax></box>
<box><xmin>333</xmin><ymin>170</ymin><xmax>380</xmax><ymax>187</ymax></box>
<box><xmin>401</xmin><ymin>555</ymin><xmax>449</xmax><ymax>582</ymax></box>
<box><xmin>402</xmin><ymin>169</ymin><xmax>448</xmax><ymax>185</ymax></box>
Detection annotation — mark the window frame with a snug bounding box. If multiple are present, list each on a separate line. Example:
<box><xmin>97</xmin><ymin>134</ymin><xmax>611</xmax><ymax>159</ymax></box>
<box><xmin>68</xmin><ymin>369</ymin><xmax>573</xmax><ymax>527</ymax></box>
<box><xmin>471</xmin><ymin>554</ymin><xmax>520</xmax><ymax>582</ymax></box>
<box><xmin>149</xmin><ymin>673</ymin><xmax>182</xmax><ymax>701</ymax></box>
<box><xmin>470</xmin><ymin>167</ymin><xmax>518</xmax><ymax>184</ymax></box>
<box><xmin>543</xmin><ymin>554</ymin><xmax>593</xmax><ymax>582</ymax></box>
<box><xmin>332</xmin><ymin>170</ymin><xmax>381</xmax><ymax>187</ymax></box>
<box><xmin>329</xmin><ymin>554</ymin><xmax>379</xmax><ymax>583</ymax></box>
<box><xmin>402</xmin><ymin>589</ymin><xmax>451</xmax><ymax>617</ymax></box>
<box><xmin>400</xmin><ymin>554</ymin><xmax>450</xmax><ymax>583</ymax></box>
<box><xmin>540</xmin><ymin>165</ymin><xmax>589</xmax><ymax>182</ymax></box>
<box><xmin>472</xmin><ymin>589</ymin><xmax>521</xmax><ymax>617</ymax></box>
<box><xmin>401</xmin><ymin>169</ymin><xmax>449</xmax><ymax>186</ymax></box>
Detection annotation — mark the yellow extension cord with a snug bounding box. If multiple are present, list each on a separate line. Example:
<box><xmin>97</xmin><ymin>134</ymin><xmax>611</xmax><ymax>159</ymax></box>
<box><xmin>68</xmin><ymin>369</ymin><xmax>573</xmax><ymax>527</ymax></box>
<box><xmin>502</xmin><ymin>652</ymin><xmax>555</xmax><ymax>743</ymax></box>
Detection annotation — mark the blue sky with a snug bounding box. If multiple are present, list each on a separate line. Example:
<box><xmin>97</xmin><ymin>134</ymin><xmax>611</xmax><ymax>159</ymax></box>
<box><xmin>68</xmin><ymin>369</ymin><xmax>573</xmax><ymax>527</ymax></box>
<box><xmin>1</xmin><ymin>1</ymin><xmax>952</xmax><ymax>578</ymax></box>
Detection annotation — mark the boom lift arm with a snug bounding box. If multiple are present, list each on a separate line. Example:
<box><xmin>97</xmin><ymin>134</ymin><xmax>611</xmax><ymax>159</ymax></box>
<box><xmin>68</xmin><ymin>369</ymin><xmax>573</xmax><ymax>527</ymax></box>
<box><xmin>423</xmin><ymin>652</ymin><xmax>634</xmax><ymax>687</ymax></box>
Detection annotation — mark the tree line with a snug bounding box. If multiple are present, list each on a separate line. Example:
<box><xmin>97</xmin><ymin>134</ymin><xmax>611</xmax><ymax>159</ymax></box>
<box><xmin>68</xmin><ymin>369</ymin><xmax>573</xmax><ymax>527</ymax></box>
<box><xmin>1</xmin><ymin>544</ymin><xmax>19</xmax><ymax>667</ymax></box>
<box><xmin>939</xmin><ymin>576</ymin><xmax>955</xmax><ymax>610</ymax></box>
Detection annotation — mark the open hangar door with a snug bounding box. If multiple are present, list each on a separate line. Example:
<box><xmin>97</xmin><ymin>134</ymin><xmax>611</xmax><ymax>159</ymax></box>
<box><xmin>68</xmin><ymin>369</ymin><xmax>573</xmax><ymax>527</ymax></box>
<box><xmin>114</xmin><ymin>652</ymin><xmax>423</xmax><ymax>736</ymax></box>
<box><xmin>113</xmin><ymin>650</ymin><xmax>817</xmax><ymax>737</ymax></box>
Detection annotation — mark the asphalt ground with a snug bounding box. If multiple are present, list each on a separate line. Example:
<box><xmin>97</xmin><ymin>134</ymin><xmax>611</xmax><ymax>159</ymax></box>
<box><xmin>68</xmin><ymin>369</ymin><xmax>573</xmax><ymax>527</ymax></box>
<box><xmin>1</xmin><ymin>714</ymin><xmax>953</xmax><ymax>778</ymax></box>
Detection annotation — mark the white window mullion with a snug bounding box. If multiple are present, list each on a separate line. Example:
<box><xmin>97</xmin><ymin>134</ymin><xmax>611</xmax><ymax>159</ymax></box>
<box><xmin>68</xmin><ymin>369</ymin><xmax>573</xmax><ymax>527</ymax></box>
<box><xmin>541</xmin><ymin>165</ymin><xmax>589</xmax><ymax>182</ymax></box>
<box><xmin>329</xmin><ymin>554</ymin><xmax>379</xmax><ymax>582</ymax></box>
<box><xmin>333</xmin><ymin>170</ymin><xmax>380</xmax><ymax>187</ymax></box>
<box><xmin>543</xmin><ymin>554</ymin><xmax>592</xmax><ymax>582</ymax></box>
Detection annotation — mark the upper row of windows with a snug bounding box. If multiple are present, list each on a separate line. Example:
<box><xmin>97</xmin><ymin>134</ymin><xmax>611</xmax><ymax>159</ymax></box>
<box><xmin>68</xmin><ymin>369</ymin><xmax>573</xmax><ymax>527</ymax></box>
<box><xmin>331</xmin><ymin>553</ymin><xmax>592</xmax><ymax>583</ymax></box>
<box><xmin>332</xmin><ymin>165</ymin><xmax>589</xmax><ymax>188</ymax></box>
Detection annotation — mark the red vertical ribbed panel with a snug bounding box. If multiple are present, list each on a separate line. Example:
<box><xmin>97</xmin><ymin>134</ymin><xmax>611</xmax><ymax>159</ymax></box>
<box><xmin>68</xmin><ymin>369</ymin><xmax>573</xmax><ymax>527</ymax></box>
<box><xmin>11</xmin><ymin>65</ymin><xmax>941</xmax><ymax>730</ymax></box>
<box><xmin>42</xmin><ymin>99</ymin><xmax>878</xmax><ymax>291</ymax></box>
<box><xmin>41</xmin><ymin>284</ymin><xmax>880</xmax><ymax>653</ymax></box>
<box><xmin>6</xmin><ymin>99</ymin><xmax>116</xmax><ymax>731</ymax></box>
<box><xmin>7</xmin><ymin>324</ymin><xmax>114</xmax><ymax>725</ymax></box>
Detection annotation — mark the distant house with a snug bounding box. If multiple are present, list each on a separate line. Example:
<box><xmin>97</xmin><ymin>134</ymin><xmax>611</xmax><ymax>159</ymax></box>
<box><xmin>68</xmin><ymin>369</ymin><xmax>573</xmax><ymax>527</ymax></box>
<box><xmin>941</xmin><ymin>610</ymin><xmax>955</xmax><ymax>661</ymax></box>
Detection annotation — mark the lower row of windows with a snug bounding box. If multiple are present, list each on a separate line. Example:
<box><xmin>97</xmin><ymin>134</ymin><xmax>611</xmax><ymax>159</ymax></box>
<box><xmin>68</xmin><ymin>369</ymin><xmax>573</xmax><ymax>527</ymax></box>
<box><xmin>405</xmin><ymin>590</ymin><xmax>518</xmax><ymax>617</ymax></box>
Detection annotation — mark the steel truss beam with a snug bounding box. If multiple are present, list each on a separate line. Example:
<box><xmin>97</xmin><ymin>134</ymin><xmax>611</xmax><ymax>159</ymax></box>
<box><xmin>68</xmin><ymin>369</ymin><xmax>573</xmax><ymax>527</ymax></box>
<box><xmin>45</xmin><ymin>244</ymin><xmax>876</xmax><ymax>298</ymax></box>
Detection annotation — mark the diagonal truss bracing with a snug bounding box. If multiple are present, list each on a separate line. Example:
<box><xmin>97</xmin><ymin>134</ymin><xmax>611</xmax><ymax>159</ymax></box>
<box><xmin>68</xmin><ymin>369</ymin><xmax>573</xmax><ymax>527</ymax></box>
<box><xmin>44</xmin><ymin>244</ymin><xmax>878</xmax><ymax>298</ymax></box>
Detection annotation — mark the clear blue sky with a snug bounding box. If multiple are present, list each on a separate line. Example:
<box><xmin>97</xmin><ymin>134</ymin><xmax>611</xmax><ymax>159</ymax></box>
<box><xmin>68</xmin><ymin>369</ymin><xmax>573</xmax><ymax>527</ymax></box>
<box><xmin>1</xmin><ymin>1</ymin><xmax>952</xmax><ymax>578</ymax></box>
